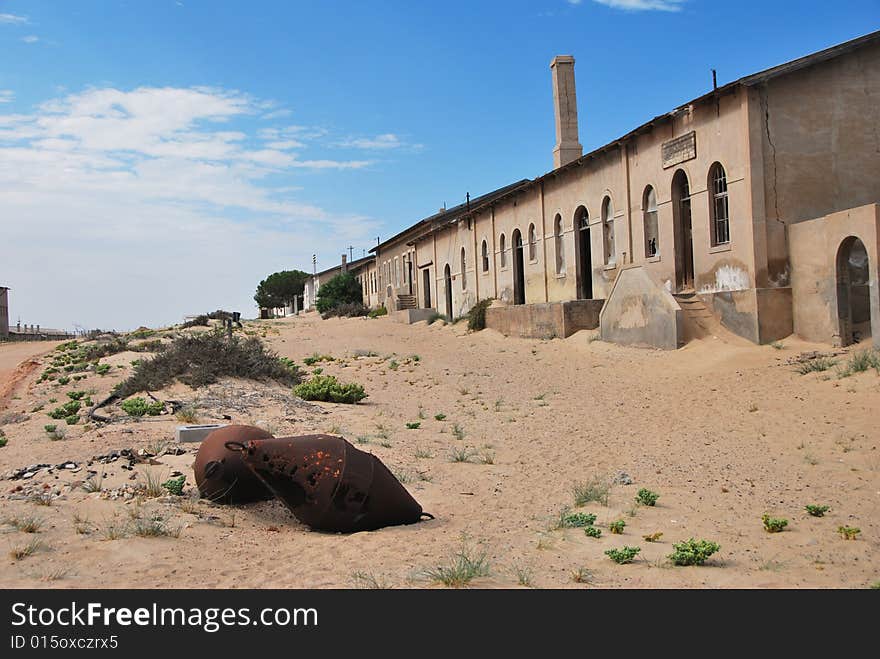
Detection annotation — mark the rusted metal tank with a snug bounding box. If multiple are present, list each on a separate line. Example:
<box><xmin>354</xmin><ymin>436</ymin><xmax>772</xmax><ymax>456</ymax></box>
<box><xmin>194</xmin><ymin>425</ymin><xmax>275</xmax><ymax>504</ymax></box>
<box><xmin>227</xmin><ymin>434</ymin><xmax>433</xmax><ymax>532</ymax></box>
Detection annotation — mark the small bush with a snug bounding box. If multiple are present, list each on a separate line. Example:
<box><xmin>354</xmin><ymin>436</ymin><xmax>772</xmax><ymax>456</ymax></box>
<box><xmin>175</xmin><ymin>406</ymin><xmax>199</xmax><ymax>423</ymax></box>
<box><xmin>583</xmin><ymin>526</ymin><xmax>602</xmax><ymax>538</ymax></box>
<box><xmin>838</xmin><ymin>526</ymin><xmax>860</xmax><ymax>540</ymax></box>
<box><xmin>121</xmin><ymin>397</ymin><xmax>164</xmax><ymax>417</ymax></box>
<box><xmin>762</xmin><ymin>514</ymin><xmax>789</xmax><ymax>533</ymax></box>
<box><xmin>162</xmin><ymin>475</ymin><xmax>186</xmax><ymax>496</ymax></box>
<box><xmin>605</xmin><ymin>546</ymin><xmax>641</xmax><ymax>564</ymax></box>
<box><xmin>669</xmin><ymin>538</ymin><xmax>720</xmax><ymax>566</ymax></box>
<box><xmin>303</xmin><ymin>353</ymin><xmax>333</xmax><ymax>366</ymax></box>
<box><xmin>796</xmin><ymin>357</ymin><xmax>837</xmax><ymax>375</ymax></box>
<box><xmin>66</xmin><ymin>391</ymin><xmax>86</xmax><ymax>401</ymax></box>
<box><xmin>47</xmin><ymin>400</ymin><xmax>81</xmax><ymax>420</ymax></box>
<box><xmin>636</xmin><ymin>488</ymin><xmax>659</xmax><ymax>506</ymax></box>
<box><xmin>405</xmin><ymin>422</ymin><xmax>421</xmax><ymax>430</ymax></box>
<box><xmin>182</xmin><ymin>315</ymin><xmax>209</xmax><ymax>328</ymax></box>
<box><xmin>423</xmin><ymin>546</ymin><xmax>490</xmax><ymax>588</ymax></box>
<box><xmin>643</xmin><ymin>532</ymin><xmax>663</xmax><ymax>542</ymax></box>
<box><xmin>44</xmin><ymin>424</ymin><xmax>57</xmax><ymax>433</ymax></box>
<box><xmin>57</xmin><ymin>376</ymin><xmax>70</xmax><ymax>385</ymax></box>
<box><xmin>449</xmin><ymin>447</ymin><xmax>476</xmax><ymax>463</ymax></box>
<box><xmin>805</xmin><ymin>504</ymin><xmax>829</xmax><ymax>517</ymax></box>
<box><xmin>0</xmin><ymin>430</ymin><xmax>6</xmax><ymax>448</ymax></box>
<box><xmin>609</xmin><ymin>519</ymin><xmax>626</xmax><ymax>534</ymax></box>
<box><xmin>114</xmin><ymin>333</ymin><xmax>300</xmax><ymax>398</ymax></box>
<box><xmin>367</xmin><ymin>306</ymin><xmax>388</xmax><ymax>318</ymax></box>
<box><xmin>293</xmin><ymin>375</ymin><xmax>367</xmax><ymax>404</ymax></box>
<box><xmin>573</xmin><ymin>477</ymin><xmax>610</xmax><ymax>506</ymax></box>
<box><xmin>561</xmin><ymin>512</ymin><xmax>597</xmax><ymax>528</ymax></box>
<box><xmin>64</xmin><ymin>414</ymin><xmax>79</xmax><ymax>425</ymax></box>
<box><xmin>434</xmin><ymin>413</ymin><xmax>446</xmax><ymax>421</ymax></box>
<box><xmin>467</xmin><ymin>298</ymin><xmax>494</xmax><ymax>332</ymax></box>
<box><xmin>321</xmin><ymin>302</ymin><xmax>368</xmax><ymax>319</ymax></box>
<box><xmin>95</xmin><ymin>363</ymin><xmax>111</xmax><ymax>376</ymax></box>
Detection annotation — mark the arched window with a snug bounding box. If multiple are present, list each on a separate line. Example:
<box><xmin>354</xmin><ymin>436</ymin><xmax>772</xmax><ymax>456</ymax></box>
<box><xmin>602</xmin><ymin>196</ymin><xmax>615</xmax><ymax>265</ymax></box>
<box><xmin>499</xmin><ymin>234</ymin><xmax>507</xmax><ymax>267</ymax></box>
<box><xmin>528</xmin><ymin>223</ymin><xmax>537</xmax><ymax>261</ymax></box>
<box><xmin>709</xmin><ymin>163</ymin><xmax>730</xmax><ymax>245</ymax></box>
<box><xmin>554</xmin><ymin>214</ymin><xmax>565</xmax><ymax>274</ymax></box>
<box><xmin>481</xmin><ymin>240</ymin><xmax>489</xmax><ymax>273</ymax></box>
<box><xmin>460</xmin><ymin>247</ymin><xmax>467</xmax><ymax>290</ymax></box>
<box><xmin>643</xmin><ymin>186</ymin><xmax>659</xmax><ymax>258</ymax></box>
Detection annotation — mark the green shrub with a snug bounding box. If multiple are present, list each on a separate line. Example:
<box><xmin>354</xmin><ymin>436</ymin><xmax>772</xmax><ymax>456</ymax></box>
<box><xmin>44</xmin><ymin>424</ymin><xmax>57</xmax><ymax>433</ymax></box>
<box><xmin>573</xmin><ymin>477</ymin><xmax>610</xmax><ymax>506</ymax></box>
<box><xmin>64</xmin><ymin>415</ymin><xmax>79</xmax><ymax>425</ymax></box>
<box><xmin>277</xmin><ymin>357</ymin><xmax>300</xmax><ymax>377</ymax></box>
<box><xmin>636</xmin><ymin>488</ymin><xmax>659</xmax><ymax>506</ymax></box>
<box><xmin>0</xmin><ymin>430</ymin><xmax>6</xmax><ymax>448</ymax></box>
<box><xmin>95</xmin><ymin>364</ymin><xmax>111</xmax><ymax>376</ymax></box>
<box><xmin>321</xmin><ymin>302</ymin><xmax>368</xmax><ymax>319</ymax></box>
<box><xmin>605</xmin><ymin>546</ymin><xmax>641</xmax><ymax>564</ymax></box>
<box><xmin>121</xmin><ymin>397</ymin><xmax>164</xmax><ymax>417</ymax></box>
<box><xmin>405</xmin><ymin>422</ymin><xmax>421</xmax><ymax>430</ymax></box>
<box><xmin>467</xmin><ymin>298</ymin><xmax>494</xmax><ymax>332</ymax></box>
<box><xmin>434</xmin><ymin>413</ymin><xmax>446</xmax><ymax>421</ymax></box>
<box><xmin>66</xmin><ymin>391</ymin><xmax>86</xmax><ymax>401</ymax></box>
<box><xmin>367</xmin><ymin>306</ymin><xmax>388</xmax><ymax>318</ymax></box>
<box><xmin>583</xmin><ymin>526</ymin><xmax>602</xmax><ymax>538</ymax></box>
<box><xmin>609</xmin><ymin>520</ymin><xmax>626</xmax><ymax>534</ymax></box>
<box><xmin>762</xmin><ymin>514</ymin><xmax>788</xmax><ymax>533</ymax></box>
<box><xmin>805</xmin><ymin>504</ymin><xmax>829</xmax><ymax>517</ymax></box>
<box><xmin>315</xmin><ymin>273</ymin><xmax>363</xmax><ymax>314</ymax></box>
<box><xmin>562</xmin><ymin>512</ymin><xmax>597</xmax><ymax>528</ymax></box>
<box><xmin>303</xmin><ymin>353</ymin><xmax>333</xmax><ymax>366</ymax></box>
<box><xmin>161</xmin><ymin>475</ymin><xmax>186</xmax><ymax>496</ymax></box>
<box><xmin>57</xmin><ymin>376</ymin><xmax>70</xmax><ymax>385</ymax></box>
<box><xmin>48</xmin><ymin>401</ymin><xmax>81</xmax><ymax>419</ymax></box>
<box><xmin>838</xmin><ymin>526</ymin><xmax>860</xmax><ymax>540</ymax></box>
<box><xmin>114</xmin><ymin>333</ymin><xmax>300</xmax><ymax>398</ymax></box>
<box><xmin>293</xmin><ymin>375</ymin><xmax>367</xmax><ymax>404</ymax></box>
<box><xmin>795</xmin><ymin>357</ymin><xmax>837</xmax><ymax>375</ymax></box>
<box><xmin>668</xmin><ymin>538</ymin><xmax>720</xmax><ymax>566</ymax></box>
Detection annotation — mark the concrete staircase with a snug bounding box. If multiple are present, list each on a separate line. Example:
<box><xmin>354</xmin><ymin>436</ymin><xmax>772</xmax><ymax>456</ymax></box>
<box><xmin>396</xmin><ymin>294</ymin><xmax>417</xmax><ymax>310</ymax></box>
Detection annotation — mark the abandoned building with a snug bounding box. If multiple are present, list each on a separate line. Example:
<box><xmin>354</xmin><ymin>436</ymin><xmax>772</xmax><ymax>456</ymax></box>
<box><xmin>303</xmin><ymin>30</ymin><xmax>880</xmax><ymax>350</ymax></box>
<box><xmin>0</xmin><ymin>287</ymin><xmax>9</xmax><ymax>339</ymax></box>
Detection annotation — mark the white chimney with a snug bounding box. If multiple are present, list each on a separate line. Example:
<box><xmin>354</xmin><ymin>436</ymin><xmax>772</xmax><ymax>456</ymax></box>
<box><xmin>551</xmin><ymin>55</ymin><xmax>583</xmax><ymax>169</ymax></box>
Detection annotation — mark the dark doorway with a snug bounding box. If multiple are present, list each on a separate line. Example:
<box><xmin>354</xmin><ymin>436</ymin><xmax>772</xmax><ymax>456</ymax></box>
<box><xmin>672</xmin><ymin>169</ymin><xmax>695</xmax><ymax>291</ymax></box>
<box><xmin>836</xmin><ymin>236</ymin><xmax>871</xmax><ymax>346</ymax></box>
<box><xmin>574</xmin><ymin>206</ymin><xmax>592</xmax><ymax>299</ymax></box>
<box><xmin>512</xmin><ymin>229</ymin><xmax>525</xmax><ymax>305</ymax></box>
<box><xmin>407</xmin><ymin>259</ymin><xmax>413</xmax><ymax>295</ymax></box>
<box><xmin>423</xmin><ymin>268</ymin><xmax>431</xmax><ymax>309</ymax></box>
<box><xmin>444</xmin><ymin>264</ymin><xmax>453</xmax><ymax>319</ymax></box>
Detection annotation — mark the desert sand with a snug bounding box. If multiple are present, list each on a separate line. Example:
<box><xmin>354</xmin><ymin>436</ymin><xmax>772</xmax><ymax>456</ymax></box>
<box><xmin>0</xmin><ymin>315</ymin><xmax>877</xmax><ymax>588</ymax></box>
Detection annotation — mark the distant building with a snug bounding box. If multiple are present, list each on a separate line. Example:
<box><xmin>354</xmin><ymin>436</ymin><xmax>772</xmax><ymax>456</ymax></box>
<box><xmin>303</xmin><ymin>254</ymin><xmax>374</xmax><ymax>312</ymax></box>
<box><xmin>0</xmin><ymin>287</ymin><xmax>8</xmax><ymax>338</ymax></box>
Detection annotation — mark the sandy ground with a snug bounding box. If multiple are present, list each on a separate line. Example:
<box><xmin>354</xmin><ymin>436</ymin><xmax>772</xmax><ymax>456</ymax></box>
<box><xmin>0</xmin><ymin>316</ymin><xmax>877</xmax><ymax>589</ymax></box>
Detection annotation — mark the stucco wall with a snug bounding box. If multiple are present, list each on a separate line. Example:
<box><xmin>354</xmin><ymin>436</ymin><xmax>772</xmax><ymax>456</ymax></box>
<box><xmin>0</xmin><ymin>289</ymin><xmax>8</xmax><ymax>338</ymax></box>
<box><xmin>789</xmin><ymin>204</ymin><xmax>879</xmax><ymax>346</ymax></box>
<box><xmin>485</xmin><ymin>299</ymin><xmax>603</xmax><ymax>339</ymax></box>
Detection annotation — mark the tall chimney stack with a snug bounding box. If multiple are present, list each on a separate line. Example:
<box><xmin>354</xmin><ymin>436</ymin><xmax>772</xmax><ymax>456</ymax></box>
<box><xmin>341</xmin><ymin>254</ymin><xmax>348</xmax><ymax>272</ymax></box>
<box><xmin>550</xmin><ymin>55</ymin><xmax>583</xmax><ymax>169</ymax></box>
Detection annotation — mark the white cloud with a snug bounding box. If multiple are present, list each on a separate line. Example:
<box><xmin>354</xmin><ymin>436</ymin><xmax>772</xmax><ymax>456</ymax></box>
<box><xmin>339</xmin><ymin>133</ymin><xmax>405</xmax><ymax>150</ymax></box>
<box><xmin>0</xmin><ymin>86</ymin><xmax>384</xmax><ymax>330</ymax></box>
<box><xmin>21</xmin><ymin>35</ymin><xmax>39</xmax><ymax>43</ymax></box>
<box><xmin>576</xmin><ymin>0</ymin><xmax>687</xmax><ymax>10</ymax></box>
<box><xmin>0</xmin><ymin>13</ymin><xmax>27</xmax><ymax>24</ymax></box>
<box><xmin>0</xmin><ymin>90</ymin><xmax>13</xmax><ymax>104</ymax></box>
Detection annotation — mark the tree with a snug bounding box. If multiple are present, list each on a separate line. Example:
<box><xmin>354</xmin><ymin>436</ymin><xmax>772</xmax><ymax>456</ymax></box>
<box><xmin>254</xmin><ymin>270</ymin><xmax>309</xmax><ymax>310</ymax></box>
<box><xmin>316</xmin><ymin>272</ymin><xmax>363</xmax><ymax>313</ymax></box>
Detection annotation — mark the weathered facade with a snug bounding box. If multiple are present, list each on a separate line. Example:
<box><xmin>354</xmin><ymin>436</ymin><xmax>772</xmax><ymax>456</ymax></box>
<box><xmin>304</xmin><ymin>31</ymin><xmax>880</xmax><ymax>349</ymax></box>
<box><xmin>0</xmin><ymin>287</ymin><xmax>9</xmax><ymax>338</ymax></box>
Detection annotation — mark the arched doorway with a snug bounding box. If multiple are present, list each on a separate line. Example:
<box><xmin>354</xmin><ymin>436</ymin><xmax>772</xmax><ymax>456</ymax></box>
<box><xmin>836</xmin><ymin>236</ymin><xmax>871</xmax><ymax>346</ymax></box>
<box><xmin>512</xmin><ymin>229</ymin><xmax>525</xmax><ymax>305</ymax></box>
<box><xmin>444</xmin><ymin>264</ymin><xmax>453</xmax><ymax>319</ymax></box>
<box><xmin>574</xmin><ymin>206</ymin><xmax>592</xmax><ymax>299</ymax></box>
<box><xmin>671</xmin><ymin>169</ymin><xmax>694</xmax><ymax>291</ymax></box>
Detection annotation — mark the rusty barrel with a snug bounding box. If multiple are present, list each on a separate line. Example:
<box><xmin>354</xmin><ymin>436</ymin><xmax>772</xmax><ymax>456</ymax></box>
<box><xmin>232</xmin><ymin>434</ymin><xmax>431</xmax><ymax>532</ymax></box>
<box><xmin>193</xmin><ymin>425</ymin><xmax>275</xmax><ymax>504</ymax></box>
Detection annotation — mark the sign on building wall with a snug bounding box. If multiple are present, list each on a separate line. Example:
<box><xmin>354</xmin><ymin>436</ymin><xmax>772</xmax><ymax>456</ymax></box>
<box><xmin>661</xmin><ymin>131</ymin><xmax>697</xmax><ymax>169</ymax></box>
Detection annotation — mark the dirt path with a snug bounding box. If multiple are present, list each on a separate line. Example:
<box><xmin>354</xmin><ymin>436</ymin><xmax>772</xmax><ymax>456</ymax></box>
<box><xmin>0</xmin><ymin>341</ymin><xmax>63</xmax><ymax>411</ymax></box>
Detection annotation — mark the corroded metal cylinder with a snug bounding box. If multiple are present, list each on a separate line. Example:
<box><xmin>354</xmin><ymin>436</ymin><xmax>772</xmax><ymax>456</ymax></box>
<box><xmin>193</xmin><ymin>425</ymin><xmax>275</xmax><ymax>504</ymax></box>
<box><xmin>231</xmin><ymin>434</ymin><xmax>431</xmax><ymax>532</ymax></box>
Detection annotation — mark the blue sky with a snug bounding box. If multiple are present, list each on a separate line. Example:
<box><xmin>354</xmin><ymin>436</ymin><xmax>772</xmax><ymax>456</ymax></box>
<box><xmin>1</xmin><ymin>0</ymin><xmax>877</xmax><ymax>330</ymax></box>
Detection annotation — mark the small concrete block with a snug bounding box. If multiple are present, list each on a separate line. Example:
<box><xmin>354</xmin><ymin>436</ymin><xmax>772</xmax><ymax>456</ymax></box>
<box><xmin>176</xmin><ymin>424</ymin><xmax>227</xmax><ymax>443</ymax></box>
